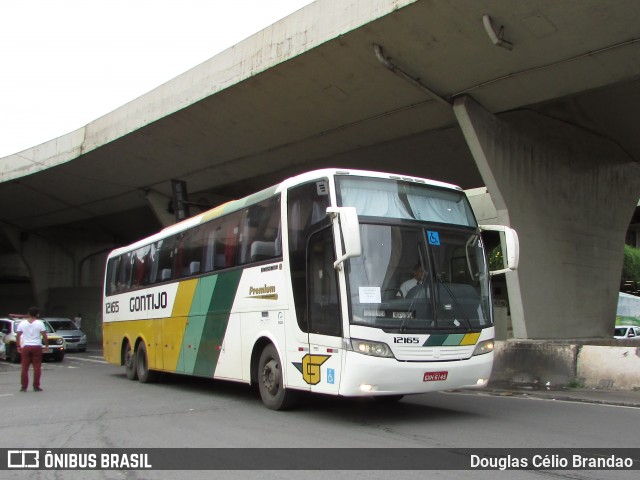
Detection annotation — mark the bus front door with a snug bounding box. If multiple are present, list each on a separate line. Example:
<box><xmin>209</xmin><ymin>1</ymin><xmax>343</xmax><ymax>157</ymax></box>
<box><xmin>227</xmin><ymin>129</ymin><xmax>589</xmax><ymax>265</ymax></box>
<box><xmin>305</xmin><ymin>227</ymin><xmax>343</xmax><ymax>395</ymax></box>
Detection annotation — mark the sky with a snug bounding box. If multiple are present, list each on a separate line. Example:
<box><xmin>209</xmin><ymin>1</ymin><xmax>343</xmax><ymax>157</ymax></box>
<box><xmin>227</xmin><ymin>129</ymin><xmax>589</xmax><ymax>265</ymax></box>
<box><xmin>0</xmin><ymin>0</ymin><xmax>314</xmax><ymax>158</ymax></box>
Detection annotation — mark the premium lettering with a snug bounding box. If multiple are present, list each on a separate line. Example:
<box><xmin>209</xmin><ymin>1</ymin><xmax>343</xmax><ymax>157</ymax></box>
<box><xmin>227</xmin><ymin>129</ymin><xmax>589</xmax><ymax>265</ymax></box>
<box><xmin>249</xmin><ymin>285</ymin><xmax>276</xmax><ymax>295</ymax></box>
<box><xmin>248</xmin><ymin>284</ymin><xmax>278</xmax><ymax>300</ymax></box>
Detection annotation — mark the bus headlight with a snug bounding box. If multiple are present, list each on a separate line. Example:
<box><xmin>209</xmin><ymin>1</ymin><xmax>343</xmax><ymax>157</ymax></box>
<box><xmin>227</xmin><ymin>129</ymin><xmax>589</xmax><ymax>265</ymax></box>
<box><xmin>472</xmin><ymin>339</ymin><xmax>494</xmax><ymax>356</ymax></box>
<box><xmin>346</xmin><ymin>339</ymin><xmax>394</xmax><ymax>358</ymax></box>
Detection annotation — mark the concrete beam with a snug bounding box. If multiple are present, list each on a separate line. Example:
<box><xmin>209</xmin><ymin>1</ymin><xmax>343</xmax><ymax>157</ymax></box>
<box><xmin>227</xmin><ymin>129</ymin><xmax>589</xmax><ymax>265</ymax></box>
<box><xmin>145</xmin><ymin>190</ymin><xmax>175</xmax><ymax>228</ymax></box>
<box><xmin>454</xmin><ymin>95</ymin><xmax>640</xmax><ymax>339</ymax></box>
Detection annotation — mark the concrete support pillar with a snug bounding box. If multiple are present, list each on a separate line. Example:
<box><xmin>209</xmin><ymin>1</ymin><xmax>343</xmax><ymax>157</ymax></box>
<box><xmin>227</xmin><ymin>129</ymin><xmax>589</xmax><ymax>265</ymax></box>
<box><xmin>454</xmin><ymin>96</ymin><xmax>640</xmax><ymax>339</ymax></box>
<box><xmin>1</xmin><ymin>226</ymin><xmax>75</xmax><ymax>310</ymax></box>
<box><xmin>1</xmin><ymin>225</ymin><xmax>113</xmax><ymax>334</ymax></box>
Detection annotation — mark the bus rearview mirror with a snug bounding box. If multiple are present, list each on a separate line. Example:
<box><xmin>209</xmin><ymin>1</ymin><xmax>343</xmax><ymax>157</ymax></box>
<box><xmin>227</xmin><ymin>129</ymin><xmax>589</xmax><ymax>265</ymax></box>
<box><xmin>479</xmin><ymin>225</ymin><xmax>520</xmax><ymax>275</ymax></box>
<box><xmin>326</xmin><ymin>207</ymin><xmax>362</xmax><ymax>270</ymax></box>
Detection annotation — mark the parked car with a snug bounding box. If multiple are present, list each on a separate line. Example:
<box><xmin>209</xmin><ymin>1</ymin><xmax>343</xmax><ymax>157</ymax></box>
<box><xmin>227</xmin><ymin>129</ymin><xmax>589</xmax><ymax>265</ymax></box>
<box><xmin>0</xmin><ymin>316</ymin><xmax>66</xmax><ymax>362</ymax></box>
<box><xmin>614</xmin><ymin>325</ymin><xmax>640</xmax><ymax>340</ymax></box>
<box><xmin>43</xmin><ymin>317</ymin><xmax>87</xmax><ymax>352</ymax></box>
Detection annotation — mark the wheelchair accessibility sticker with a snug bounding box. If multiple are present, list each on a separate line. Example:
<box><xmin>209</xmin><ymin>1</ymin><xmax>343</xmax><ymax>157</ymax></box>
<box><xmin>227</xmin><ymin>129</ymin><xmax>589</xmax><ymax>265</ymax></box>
<box><xmin>427</xmin><ymin>231</ymin><xmax>440</xmax><ymax>245</ymax></box>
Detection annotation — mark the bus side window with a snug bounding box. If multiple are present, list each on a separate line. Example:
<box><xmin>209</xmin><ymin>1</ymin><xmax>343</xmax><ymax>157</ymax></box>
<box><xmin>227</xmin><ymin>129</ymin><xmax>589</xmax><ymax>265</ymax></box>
<box><xmin>239</xmin><ymin>196</ymin><xmax>281</xmax><ymax>265</ymax></box>
<box><xmin>218</xmin><ymin>213</ymin><xmax>240</xmax><ymax>269</ymax></box>
<box><xmin>156</xmin><ymin>238</ymin><xmax>175</xmax><ymax>282</ymax></box>
<box><xmin>179</xmin><ymin>227</ymin><xmax>205</xmax><ymax>277</ymax></box>
<box><xmin>132</xmin><ymin>245</ymin><xmax>151</xmax><ymax>288</ymax></box>
<box><xmin>106</xmin><ymin>256</ymin><xmax>121</xmax><ymax>295</ymax></box>
<box><xmin>118</xmin><ymin>252</ymin><xmax>133</xmax><ymax>292</ymax></box>
<box><xmin>202</xmin><ymin>222</ymin><xmax>217</xmax><ymax>273</ymax></box>
<box><xmin>173</xmin><ymin>233</ymin><xmax>186</xmax><ymax>278</ymax></box>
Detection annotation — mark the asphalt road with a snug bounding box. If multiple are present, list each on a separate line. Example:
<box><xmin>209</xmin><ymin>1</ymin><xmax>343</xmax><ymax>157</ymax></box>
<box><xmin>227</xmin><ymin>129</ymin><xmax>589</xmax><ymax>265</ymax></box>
<box><xmin>1</xmin><ymin>348</ymin><xmax>638</xmax><ymax>480</ymax></box>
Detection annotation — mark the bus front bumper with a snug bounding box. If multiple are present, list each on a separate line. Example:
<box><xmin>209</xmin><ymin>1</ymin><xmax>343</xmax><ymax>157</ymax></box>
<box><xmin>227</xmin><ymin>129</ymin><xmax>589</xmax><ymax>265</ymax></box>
<box><xmin>338</xmin><ymin>350</ymin><xmax>494</xmax><ymax>397</ymax></box>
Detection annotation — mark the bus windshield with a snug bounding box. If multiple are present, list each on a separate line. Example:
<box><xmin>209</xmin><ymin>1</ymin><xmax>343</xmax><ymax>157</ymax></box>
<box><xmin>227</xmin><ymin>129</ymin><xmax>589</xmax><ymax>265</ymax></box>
<box><xmin>336</xmin><ymin>175</ymin><xmax>489</xmax><ymax>332</ymax></box>
<box><xmin>346</xmin><ymin>225</ymin><xmax>491</xmax><ymax>332</ymax></box>
<box><xmin>336</xmin><ymin>176</ymin><xmax>476</xmax><ymax>226</ymax></box>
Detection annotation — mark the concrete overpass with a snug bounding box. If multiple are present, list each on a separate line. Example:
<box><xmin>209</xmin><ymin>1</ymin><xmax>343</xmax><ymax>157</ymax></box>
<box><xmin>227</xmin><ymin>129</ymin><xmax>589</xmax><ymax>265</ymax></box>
<box><xmin>1</xmin><ymin>0</ymin><xmax>639</xmax><ymax>342</ymax></box>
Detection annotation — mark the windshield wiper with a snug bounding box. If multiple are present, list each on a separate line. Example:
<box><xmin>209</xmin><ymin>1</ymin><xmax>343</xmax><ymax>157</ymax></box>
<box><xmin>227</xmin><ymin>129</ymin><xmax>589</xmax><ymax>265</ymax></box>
<box><xmin>400</xmin><ymin>244</ymin><xmax>429</xmax><ymax>333</ymax></box>
<box><xmin>435</xmin><ymin>273</ymin><xmax>473</xmax><ymax>331</ymax></box>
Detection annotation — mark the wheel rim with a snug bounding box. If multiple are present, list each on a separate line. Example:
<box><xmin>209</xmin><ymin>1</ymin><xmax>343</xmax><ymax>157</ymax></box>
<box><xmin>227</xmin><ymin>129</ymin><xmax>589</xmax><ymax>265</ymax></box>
<box><xmin>138</xmin><ymin>348</ymin><xmax>147</xmax><ymax>375</ymax></box>
<box><xmin>261</xmin><ymin>358</ymin><xmax>280</xmax><ymax>397</ymax></box>
<box><xmin>125</xmin><ymin>347</ymin><xmax>134</xmax><ymax>369</ymax></box>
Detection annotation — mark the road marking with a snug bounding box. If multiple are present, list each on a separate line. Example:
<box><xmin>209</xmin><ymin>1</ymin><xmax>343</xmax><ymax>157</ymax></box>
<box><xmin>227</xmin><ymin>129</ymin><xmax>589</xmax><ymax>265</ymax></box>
<box><xmin>66</xmin><ymin>356</ymin><xmax>107</xmax><ymax>364</ymax></box>
<box><xmin>445</xmin><ymin>390</ymin><xmax>640</xmax><ymax>409</ymax></box>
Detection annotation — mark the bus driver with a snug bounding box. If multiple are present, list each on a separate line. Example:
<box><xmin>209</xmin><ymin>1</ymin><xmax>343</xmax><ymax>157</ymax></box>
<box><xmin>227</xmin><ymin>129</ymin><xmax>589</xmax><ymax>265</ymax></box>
<box><xmin>399</xmin><ymin>263</ymin><xmax>425</xmax><ymax>298</ymax></box>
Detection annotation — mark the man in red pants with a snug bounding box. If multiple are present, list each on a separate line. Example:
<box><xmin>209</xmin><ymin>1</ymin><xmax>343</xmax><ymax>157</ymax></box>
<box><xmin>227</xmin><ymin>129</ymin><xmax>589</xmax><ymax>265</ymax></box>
<box><xmin>16</xmin><ymin>307</ymin><xmax>49</xmax><ymax>392</ymax></box>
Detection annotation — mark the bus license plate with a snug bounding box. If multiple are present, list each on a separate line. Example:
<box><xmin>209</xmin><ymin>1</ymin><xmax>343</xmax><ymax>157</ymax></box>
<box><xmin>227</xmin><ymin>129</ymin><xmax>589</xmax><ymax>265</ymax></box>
<box><xmin>423</xmin><ymin>371</ymin><xmax>448</xmax><ymax>382</ymax></box>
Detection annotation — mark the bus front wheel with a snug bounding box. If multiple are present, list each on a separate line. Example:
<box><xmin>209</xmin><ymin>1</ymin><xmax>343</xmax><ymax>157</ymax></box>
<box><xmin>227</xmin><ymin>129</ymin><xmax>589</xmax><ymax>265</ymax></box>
<box><xmin>124</xmin><ymin>342</ymin><xmax>137</xmax><ymax>380</ymax></box>
<box><xmin>258</xmin><ymin>344</ymin><xmax>297</xmax><ymax>411</ymax></box>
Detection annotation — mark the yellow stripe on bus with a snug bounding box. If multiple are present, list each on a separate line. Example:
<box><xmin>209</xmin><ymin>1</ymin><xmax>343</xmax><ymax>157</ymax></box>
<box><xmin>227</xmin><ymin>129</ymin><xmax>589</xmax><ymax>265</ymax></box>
<box><xmin>161</xmin><ymin>279</ymin><xmax>199</xmax><ymax>371</ymax></box>
<box><xmin>172</xmin><ymin>279</ymin><xmax>198</xmax><ymax>317</ymax></box>
<box><xmin>460</xmin><ymin>332</ymin><xmax>481</xmax><ymax>345</ymax></box>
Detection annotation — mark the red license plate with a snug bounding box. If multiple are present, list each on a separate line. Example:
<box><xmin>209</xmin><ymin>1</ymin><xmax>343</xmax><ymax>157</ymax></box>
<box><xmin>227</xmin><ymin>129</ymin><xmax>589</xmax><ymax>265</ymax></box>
<box><xmin>423</xmin><ymin>371</ymin><xmax>448</xmax><ymax>382</ymax></box>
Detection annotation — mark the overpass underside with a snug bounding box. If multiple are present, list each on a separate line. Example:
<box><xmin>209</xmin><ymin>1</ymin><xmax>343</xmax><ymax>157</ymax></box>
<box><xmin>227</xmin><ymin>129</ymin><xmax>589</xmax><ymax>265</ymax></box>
<box><xmin>1</xmin><ymin>0</ymin><xmax>639</xmax><ymax>340</ymax></box>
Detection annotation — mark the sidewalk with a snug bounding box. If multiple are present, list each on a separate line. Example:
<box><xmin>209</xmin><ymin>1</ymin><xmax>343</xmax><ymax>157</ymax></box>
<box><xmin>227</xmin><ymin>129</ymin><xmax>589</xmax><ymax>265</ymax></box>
<box><xmin>478</xmin><ymin>386</ymin><xmax>640</xmax><ymax>408</ymax></box>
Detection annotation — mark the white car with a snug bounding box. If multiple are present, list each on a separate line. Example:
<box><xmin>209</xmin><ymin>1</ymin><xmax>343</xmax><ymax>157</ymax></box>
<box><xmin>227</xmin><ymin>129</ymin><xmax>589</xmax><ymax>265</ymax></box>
<box><xmin>614</xmin><ymin>325</ymin><xmax>640</xmax><ymax>339</ymax></box>
<box><xmin>0</xmin><ymin>317</ymin><xmax>66</xmax><ymax>362</ymax></box>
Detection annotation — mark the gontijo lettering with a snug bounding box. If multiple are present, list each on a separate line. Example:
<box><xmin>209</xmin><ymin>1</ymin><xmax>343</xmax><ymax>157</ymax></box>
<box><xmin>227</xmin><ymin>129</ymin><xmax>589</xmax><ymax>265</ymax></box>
<box><xmin>129</xmin><ymin>292</ymin><xmax>168</xmax><ymax>312</ymax></box>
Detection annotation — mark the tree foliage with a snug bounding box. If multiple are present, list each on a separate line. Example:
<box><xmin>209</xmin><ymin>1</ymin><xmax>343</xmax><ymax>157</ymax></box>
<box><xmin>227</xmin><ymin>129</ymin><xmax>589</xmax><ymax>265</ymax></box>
<box><xmin>623</xmin><ymin>245</ymin><xmax>640</xmax><ymax>283</ymax></box>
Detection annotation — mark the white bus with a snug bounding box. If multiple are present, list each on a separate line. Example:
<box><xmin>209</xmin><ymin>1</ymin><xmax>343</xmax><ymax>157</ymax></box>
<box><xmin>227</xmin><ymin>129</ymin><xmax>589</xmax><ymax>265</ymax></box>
<box><xmin>103</xmin><ymin>168</ymin><xmax>518</xmax><ymax>410</ymax></box>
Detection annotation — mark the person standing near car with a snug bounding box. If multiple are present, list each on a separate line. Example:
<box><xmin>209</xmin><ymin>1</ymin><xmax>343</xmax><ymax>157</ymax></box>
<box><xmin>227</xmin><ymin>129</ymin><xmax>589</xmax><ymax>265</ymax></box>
<box><xmin>16</xmin><ymin>306</ymin><xmax>49</xmax><ymax>392</ymax></box>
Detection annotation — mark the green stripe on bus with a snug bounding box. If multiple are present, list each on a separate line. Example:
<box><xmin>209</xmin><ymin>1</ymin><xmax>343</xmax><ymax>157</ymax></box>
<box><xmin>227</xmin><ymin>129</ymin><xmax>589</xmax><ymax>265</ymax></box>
<box><xmin>423</xmin><ymin>334</ymin><xmax>448</xmax><ymax>346</ymax></box>
<box><xmin>423</xmin><ymin>333</ymin><xmax>478</xmax><ymax>347</ymax></box>
<box><xmin>192</xmin><ymin>270</ymin><xmax>243</xmax><ymax>377</ymax></box>
<box><xmin>443</xmin><ymin>334</ymin><xmax>465</xmax><ymax>346</ymax></box>
<box><xmin>178</xmin><ymin>276</ymin><xmax>217</xmax><ymax>373</ymax></box>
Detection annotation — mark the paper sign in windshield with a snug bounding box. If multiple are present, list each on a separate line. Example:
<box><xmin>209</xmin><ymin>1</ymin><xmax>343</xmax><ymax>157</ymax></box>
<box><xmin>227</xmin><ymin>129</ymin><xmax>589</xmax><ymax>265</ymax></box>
<box><xmin>359</xmin><ymin>287</ymin><xmax>381</xmax><ymax>304</ymax></box>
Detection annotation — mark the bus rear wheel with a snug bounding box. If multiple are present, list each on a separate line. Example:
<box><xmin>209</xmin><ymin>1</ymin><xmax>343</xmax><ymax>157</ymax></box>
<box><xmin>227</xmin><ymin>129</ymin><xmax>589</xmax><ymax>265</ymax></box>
<box><xmin>136</xmin><ymin>343</ymin><xmax>159</xmax><ymax>383</ymax></box>
<box><xmin>124</xmin><ymin>342</ymin><xmax>137</xmax><ymax>380</ymax></box>
<box><xmin>258</xmin><ymin>344</ymin><xmax>297</xmax><ymax>411</ymax></box>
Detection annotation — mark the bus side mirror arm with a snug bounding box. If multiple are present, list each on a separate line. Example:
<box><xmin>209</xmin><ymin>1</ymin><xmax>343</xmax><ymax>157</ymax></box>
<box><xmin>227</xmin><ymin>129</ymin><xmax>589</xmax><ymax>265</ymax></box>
<box><xmin>327</xmin><ymin>207</ymin><xmax>362</xmax><ymax>270</ymax></box>
<box><xmin>479</xmin><ymin>225</ymin><xmax>520</xmax><ymax>276</ymax></box>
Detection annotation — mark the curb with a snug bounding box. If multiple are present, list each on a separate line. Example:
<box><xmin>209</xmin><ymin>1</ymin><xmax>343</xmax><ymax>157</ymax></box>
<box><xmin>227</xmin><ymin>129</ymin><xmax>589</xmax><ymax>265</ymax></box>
<box><xmin>474</xmin><ymin>387</ymin><xmax>640</xmax><ymax>409</ymax></box>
